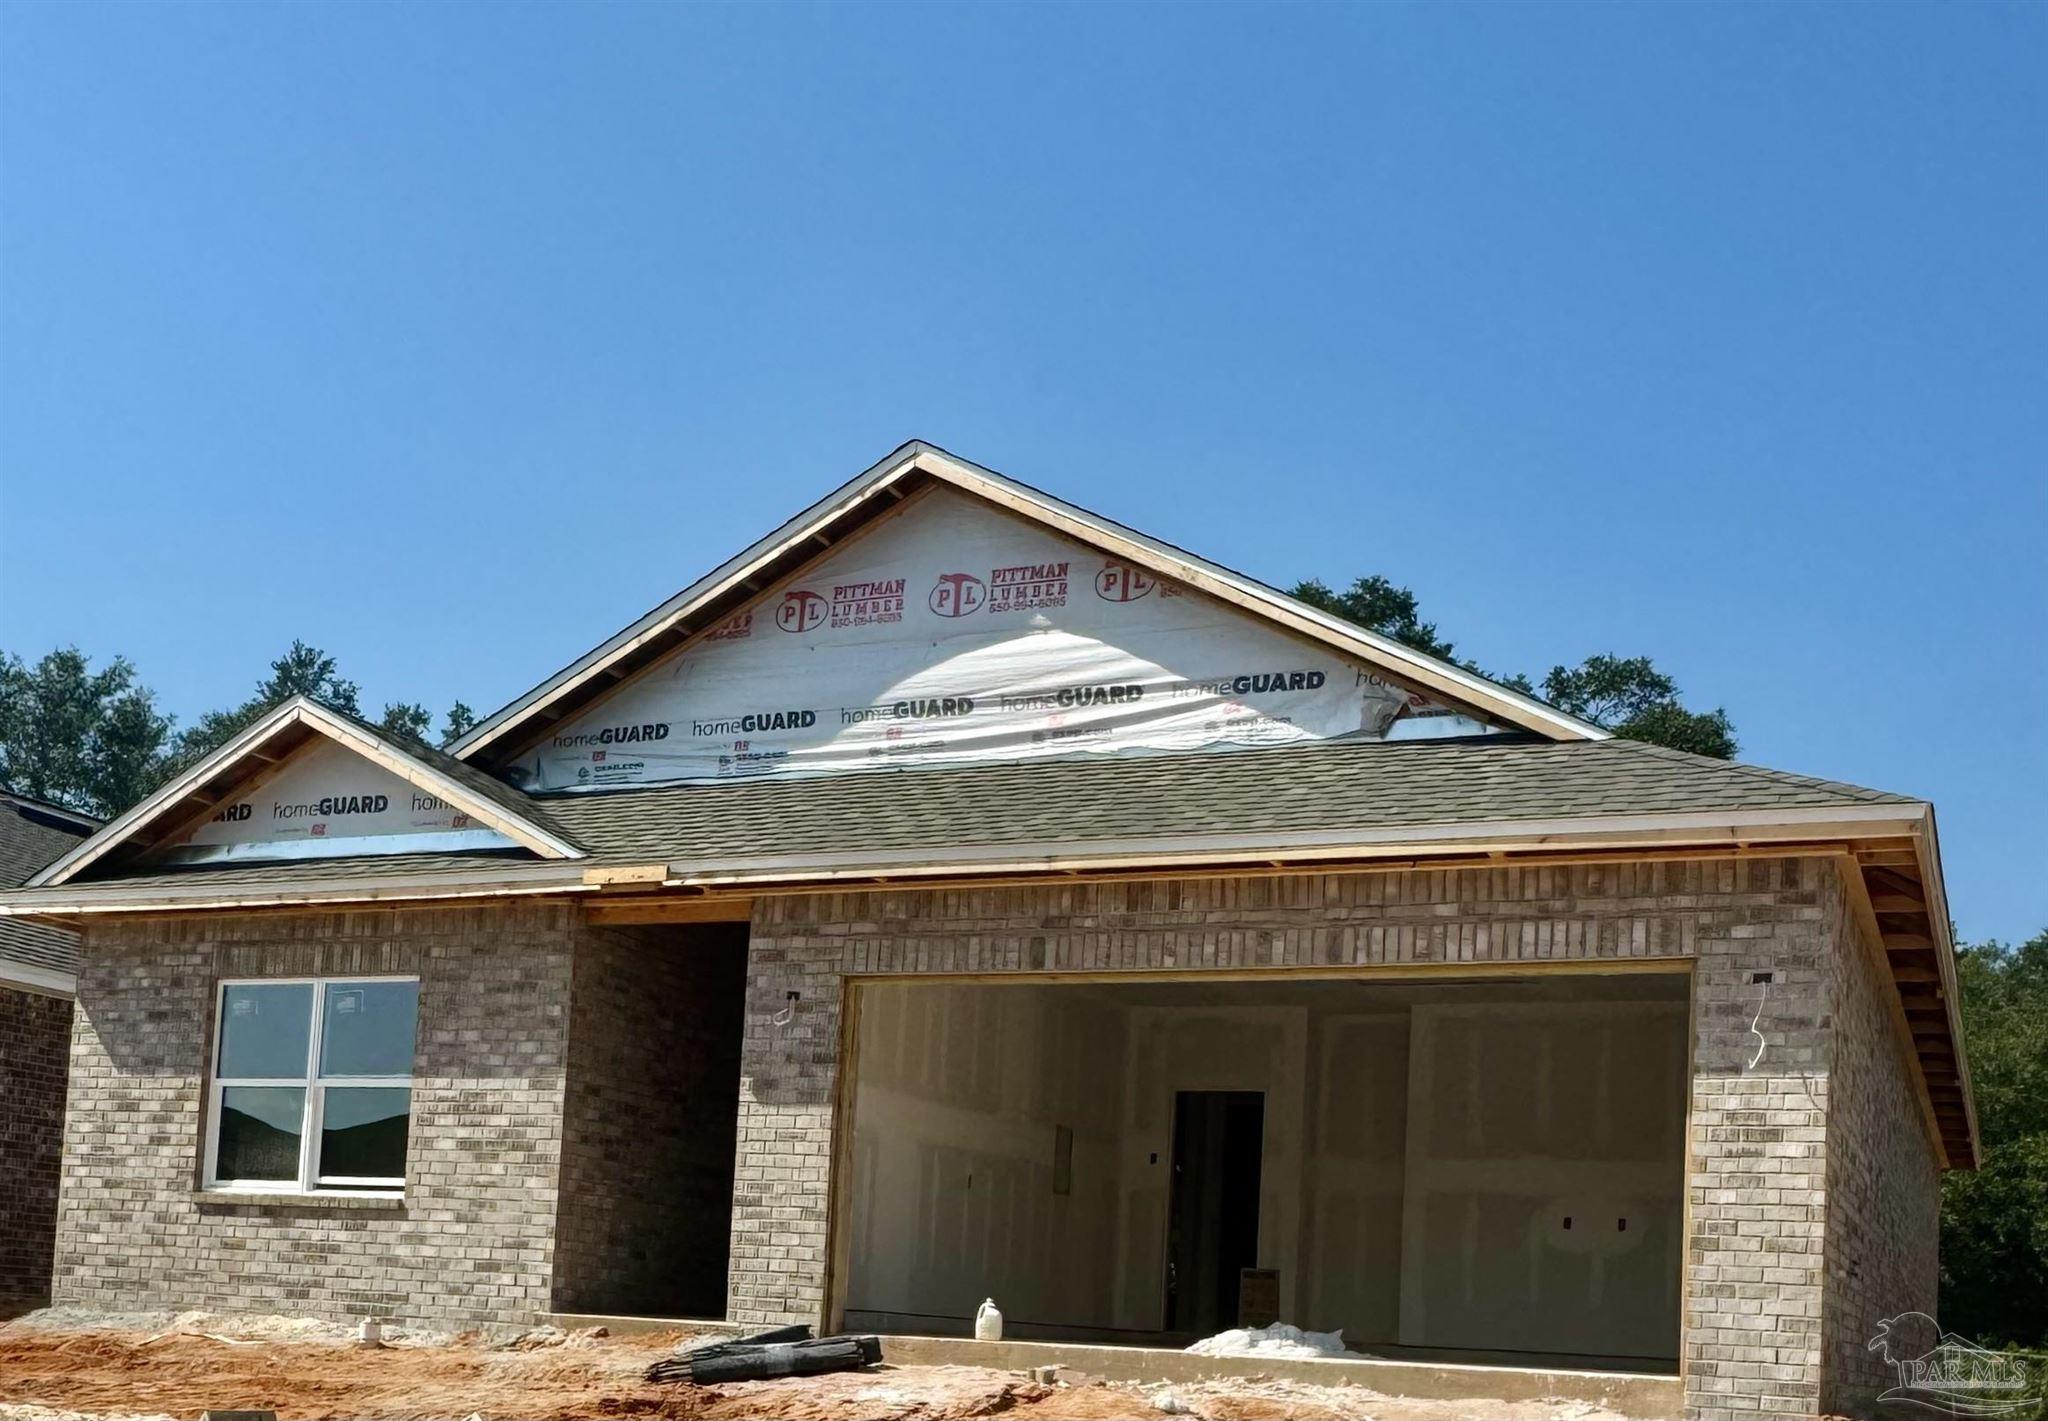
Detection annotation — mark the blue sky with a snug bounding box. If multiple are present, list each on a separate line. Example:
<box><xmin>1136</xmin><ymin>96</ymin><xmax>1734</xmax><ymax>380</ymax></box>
<box><xmin>1</xmin><ymin>3</ymin><xmax>2041</xmax><ymax>940</ymax></box>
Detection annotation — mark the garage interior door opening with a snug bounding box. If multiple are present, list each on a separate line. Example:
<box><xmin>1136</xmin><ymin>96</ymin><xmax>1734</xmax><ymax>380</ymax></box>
<box><xmin>840</xmin><ymin>970</ymin><xmax>1688</xmax><ymax>1371</ymax></box>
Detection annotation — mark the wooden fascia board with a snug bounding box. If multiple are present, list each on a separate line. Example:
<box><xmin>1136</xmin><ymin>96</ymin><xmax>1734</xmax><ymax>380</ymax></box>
<box><xmin>1912</xmin><ymin>811</ymin><xmax>1979</xmax><ymax>1163</ymax></box>
<box><xmin>644</xmin><ymin>804</ymin><xmax>1930</xmax><ymax>890</ymax></box>
<box><xmin>2</xmin><ymin>840</ymin><xmax>1856</xmax><ymax>922</ymax></box>
<box><xmin>1838</xmin><ymin>851</ymin><xmax>1952</xmax><ymax>1168</ymax></box>
<box><xmin>0</xmin><ymin>863</ymin><xmax>594</xmax><ymax>916</ymax></box>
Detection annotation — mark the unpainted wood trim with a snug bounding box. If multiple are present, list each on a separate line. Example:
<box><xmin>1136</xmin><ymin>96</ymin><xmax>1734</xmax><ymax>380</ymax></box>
<box><xmin>823</xmin><ymin>978</ymin><xmax>865</xmax><ymax>1336</ymax></box>
<box><xmin>584</xmin><ymin>897</ymin><xmax>756</xmax><ymax>926</ymax></box>
<box><xmin>1836</xmin><ymin>853</ymin><xmax>1949</xmax><ymax>1168</ymax></box>
<box><xmin>841</xmin><ymin>957</ymin><xmax>1695</xmax><ymax>989</ymax></box>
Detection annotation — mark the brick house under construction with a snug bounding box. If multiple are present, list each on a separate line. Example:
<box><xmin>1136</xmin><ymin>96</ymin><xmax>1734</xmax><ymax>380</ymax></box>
<box><xmin>0</xmin><ymin>443</ymin><xmax>1975</xmax><ymax>1419</ymax></box>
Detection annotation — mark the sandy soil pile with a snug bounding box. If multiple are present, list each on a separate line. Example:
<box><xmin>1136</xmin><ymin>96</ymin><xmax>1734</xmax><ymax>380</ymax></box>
<box><xmin>0</xmin><ymin>1312</ymin><xmax>1639</xmax><ymax>1421</ymax></box>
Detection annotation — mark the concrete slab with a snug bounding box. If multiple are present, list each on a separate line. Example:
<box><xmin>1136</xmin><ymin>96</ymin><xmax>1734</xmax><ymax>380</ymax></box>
<box><xmin>541</xmin><ymin>1317</ymin><xmax>1681</xmax><ymax>1417</ymax></box>
<box><xmin>876</xmin><ymin>1334</ymin><xmax>1682</xmax><ymax>1417</ymax></box>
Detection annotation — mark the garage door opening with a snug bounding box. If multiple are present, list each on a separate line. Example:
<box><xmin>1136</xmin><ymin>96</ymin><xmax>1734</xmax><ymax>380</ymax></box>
<box><xmin>840</xmin><ymin>970</ymin><xmax>1686</xmax><ymax>1369</ymax></box>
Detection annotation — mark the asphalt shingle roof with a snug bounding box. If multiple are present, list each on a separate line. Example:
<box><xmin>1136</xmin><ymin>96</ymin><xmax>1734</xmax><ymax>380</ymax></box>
<box><xmin>61</xmin><ymin>735</ymin><xmax>1914</xmax><ymax>893</ymax></box>
<box><xmin>0</xmin><ymin>795</ymin><xmax>95</xmax><ymax>972</ymax></box>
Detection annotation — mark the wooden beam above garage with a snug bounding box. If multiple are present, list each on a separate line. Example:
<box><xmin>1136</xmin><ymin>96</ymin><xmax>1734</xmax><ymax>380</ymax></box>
<box><xmin>585</xmin><ymin>895</ymin><xmax>755</xmax><ymax>926</ymax></box>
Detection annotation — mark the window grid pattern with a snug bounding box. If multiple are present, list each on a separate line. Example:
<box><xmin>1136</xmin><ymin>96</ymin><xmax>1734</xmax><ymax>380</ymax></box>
<box><xmin>205</xmin><ymin>976</ymin><xmax>417</xmax><ymax>1194</ymax></box>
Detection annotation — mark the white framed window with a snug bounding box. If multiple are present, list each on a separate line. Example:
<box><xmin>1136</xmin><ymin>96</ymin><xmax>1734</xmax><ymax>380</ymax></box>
<box><xmin>203</xmin><ymin>976</ymin><xmax>420</xmax><ymax>1194</ymax></box>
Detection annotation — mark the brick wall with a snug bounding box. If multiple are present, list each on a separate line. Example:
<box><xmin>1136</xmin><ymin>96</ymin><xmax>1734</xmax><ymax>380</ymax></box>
<box><xmin>53</xmin><ymin>904</ymin><xmax>581</xmax><ymax>1326</ymax></box>
<box><xmin>43</xmin><ymin>849</ymin><xmax>1945</xmax><ymax>1414</ymax></box>
<box><xmin>728</xmin><ymin>860</ymin><xmax>1750</xmax><ymax>1329</ymax></box>
<box><xmin>0</xmin><ymin>984</ymin><xmax>71</xmax><ymax>1315</ymax></box>
<box><xmin>552</xmin><ymin>924</ymin><xmax>746</xmax><ymax>1318</ymax></box>
<box><xmin>1819</xmin><ymin>871</ymin><xmax>1942</xmax><ymax>1416</ymax></box>
<box><xmin>731</xmin><ymin>858</ymin><xmax>1941</xmax><ymax>1421</ymax></box>
<box><xmin>1683</xmin><ymin>859</ymin><xmax>1833</xmax><ymax>1420</ymax></box>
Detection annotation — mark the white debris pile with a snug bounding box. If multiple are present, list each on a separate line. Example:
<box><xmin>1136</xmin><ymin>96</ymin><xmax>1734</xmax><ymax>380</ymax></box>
<box><xmin>1184</xmin><ymin>1321</ymin><xmax>1360</xmax><ymax>1359</ymax></box>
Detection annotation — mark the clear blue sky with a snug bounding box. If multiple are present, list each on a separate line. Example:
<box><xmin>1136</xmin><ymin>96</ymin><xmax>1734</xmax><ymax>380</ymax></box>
<box><xmin>1</xmin><ymin>3</ymin><xmax>2041</xmax><ymax>940</ymax></box>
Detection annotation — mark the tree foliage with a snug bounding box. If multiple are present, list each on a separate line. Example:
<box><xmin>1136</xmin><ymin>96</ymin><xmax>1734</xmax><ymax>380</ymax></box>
<box><xmin>0</xmin><ymin>648</ymin><xmax>172</xmax><ymax>817</ymax></box>
<box><xmin>1292</xmin><ymin>577</ymin><xmax>1737</xmax><ymax>757</ymax></box>
<box><xmin>1291</xmin><ymin>576</ymin><xmax>1461</xmax><ymax>663</ymax></box>
<box><xmin>1539</xmin><ymin>655</ymin><xmax>1737</xmax><ymax>759</ymax></box>
<box><xmin>1</xmin><ymin>641</ymin><xmax>480</xmax><ymax>815</ymax></box>
<box><xmin>1940</xmin><ymin>930</ymin><xmax>2048</xmax><ymax>1348</ymax></box>
<box><xmin>165</xmin><ymin>641</ymin><xmax>367</xmax><ymax>774</ymax></box>
<box><xmin>165</xmin><ymin>641</ymin><xmax>476</xmax><ymax>767</ymax></box>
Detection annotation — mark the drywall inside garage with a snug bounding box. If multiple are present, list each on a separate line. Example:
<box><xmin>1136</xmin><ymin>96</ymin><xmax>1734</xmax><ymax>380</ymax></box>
<box><xmin>1398</xmin><ymin>998</ymin><xmax>1688</xmax><ymax>1358</ymax></box>
<box><xmin>844</xmin><ymin>973</ymin><xmax>1685</xmax><ymax>1358</ymax></box>
<box><xmin>843</xmin><ymin>983</ymin><xmax>1129</xmax><ymax>1330</ymax></box>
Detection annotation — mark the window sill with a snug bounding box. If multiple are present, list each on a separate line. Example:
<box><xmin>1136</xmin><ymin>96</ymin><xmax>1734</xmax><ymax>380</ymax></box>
<box><xmin>191</xmin><ymin>1189</ymin><xmax>406</xmax><ymax>1210</ymax></box>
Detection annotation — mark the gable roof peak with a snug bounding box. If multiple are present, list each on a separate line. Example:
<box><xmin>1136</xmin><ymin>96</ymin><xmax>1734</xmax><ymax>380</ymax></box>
<box><xmin>451</xmin><ymin>443</ymin><xmax>1607</xmax><ymax>763</ymax></box>
<box><xmin>29</xmin><ymin>695</ymin><xmax>582</xmax><ymax>889</ymax></box>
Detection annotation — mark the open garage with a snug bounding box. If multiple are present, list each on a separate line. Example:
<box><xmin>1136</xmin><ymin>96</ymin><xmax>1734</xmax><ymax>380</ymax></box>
<box><xmin>840</xmin><ymin>968</ymin><xmax>1689</xmax><ymax>1369</ymax></box>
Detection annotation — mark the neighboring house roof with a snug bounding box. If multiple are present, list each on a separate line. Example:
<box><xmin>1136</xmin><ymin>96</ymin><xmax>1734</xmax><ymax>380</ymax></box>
<box><xmin>30</xmin><ymin>696</ymin><xmax>585</xmax><ymax>891</ymax></box>
<box><xmin>449</xmin><ymin>441</ymin><xmax>1609</xmax><ymax>766</ymax></box>
<box><xmin>0</xmin><ymin>791</ymin><xmax>98</xmax><ymax>991</ymax></box>
<box><xmin>14</xmin><ymin>736</ymin><xmax>1921</xmax><ymax>898</ymax></box>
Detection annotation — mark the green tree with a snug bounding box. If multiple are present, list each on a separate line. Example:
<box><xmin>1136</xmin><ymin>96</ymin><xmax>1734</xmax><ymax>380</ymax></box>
<box><xmin>1539</xmin><ymin>655</ymin><xmax>1737</xmax><ymax>759</ymax></box>
<box><xmin>442</xmin><ymin>700</ymin><xmax>478</xmax><ymax>745</ymax></box>
<box><xmin>0</xmin><ymin>648</ymin><xmax>172</xmax><ymax>817</ymax></box>
<box><xmin>168</xmin><ymin>641</ymin><xmax>468</xmax><ymax>766</ymax></box>
<box><xmin>167</xmin><ymin>640</ymin><xmax>363</xmax><ymax>772</ymax></box>
<box><xmin>1295</xmin><ymin>575</ymin><xmax>1737</xmax><ymax>757</ymax></box>
<box><xmin>369</xmin><ymin>699</ymin><xmax>477</xmax><ymax>748</ymax></box>
<box><xmin>377</xmin><ymin>702</ymin><xmax>435</xmax><ymax>745</ymax></box>
<box><xmin>1291</xmin><ymin>576</ymin><xmax>1462</xmax><ymax>662</ymax></box>
<box><xmin>1940</xmin><ymin>930</ymin><xmax>2048</xmax><ymax>1348</ymax></box>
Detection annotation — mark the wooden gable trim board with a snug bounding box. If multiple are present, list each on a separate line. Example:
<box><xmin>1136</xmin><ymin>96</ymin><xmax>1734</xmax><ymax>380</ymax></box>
<box><xmin>10</xmin><ymin>799</ymin><xmax>1933</xmax><ymax>913</ymax></box>
<box><xmin>28</xmin><ymin>697</ymin><xmax>584</xmax><ymax>890</ymax></box>
<box><xmin>449</xmin><ymin>442</ymin><xmax>1607</xmax><ymax>765</ymax></box>
<box><xmin>0</xmin><ymin>836</ymin><xmax>1873</xmax><ymax>921</ymax></box>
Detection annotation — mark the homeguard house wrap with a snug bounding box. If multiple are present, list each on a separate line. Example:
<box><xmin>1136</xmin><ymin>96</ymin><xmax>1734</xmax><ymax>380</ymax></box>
<box><xmin>0</xmin><ymin>443</ymin><xmax>1975</xmax><ymax>1420</ymax></box>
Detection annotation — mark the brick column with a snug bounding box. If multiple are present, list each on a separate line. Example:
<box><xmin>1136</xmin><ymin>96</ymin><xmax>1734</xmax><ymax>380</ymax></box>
<box><xmin>726</xmin><ymin>933</ymin><xmax>844</xmax><ymax>1327</ymax></box>
<box><xmin>1684</xmin><ymin>859</ymin><xmax>1831</xmax><ymax>1420</ymax></box>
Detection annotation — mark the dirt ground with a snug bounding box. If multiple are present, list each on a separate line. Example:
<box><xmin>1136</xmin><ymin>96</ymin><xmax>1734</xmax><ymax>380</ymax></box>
<box><xmin>0</xmin><ymin>1312</ymin><xmax>1640</xmax><ymax>1421</ymax></box>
